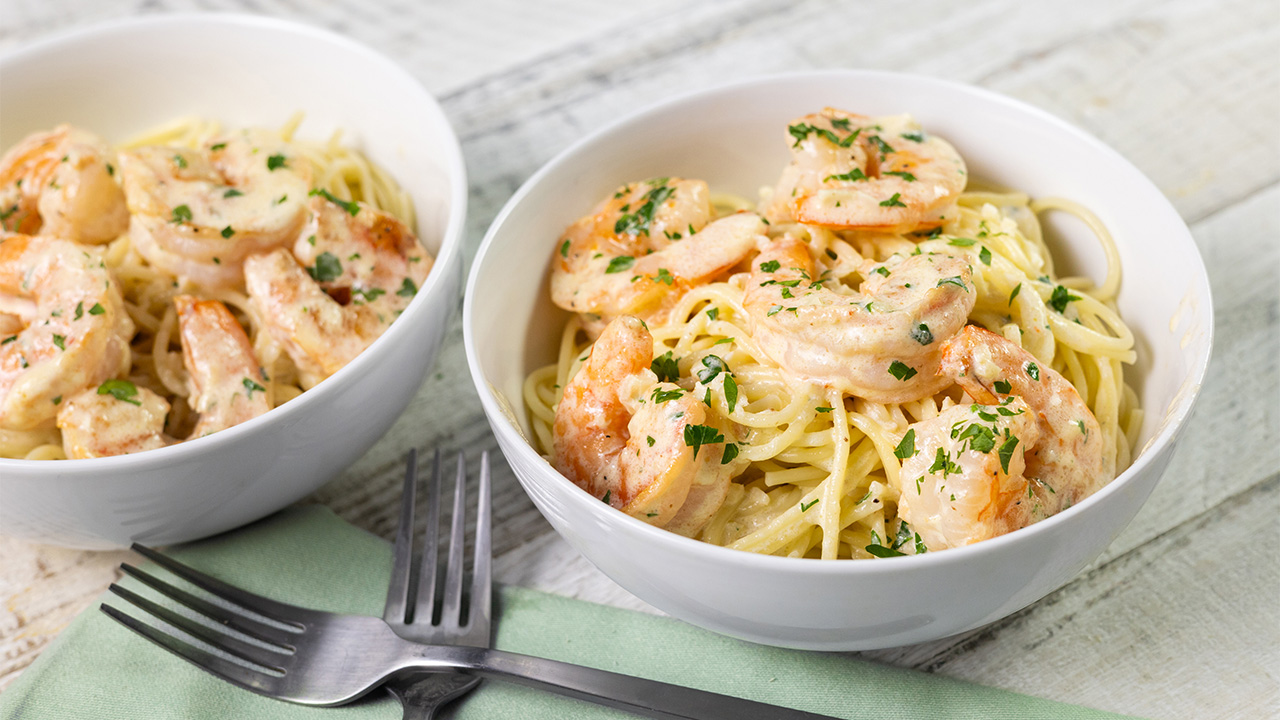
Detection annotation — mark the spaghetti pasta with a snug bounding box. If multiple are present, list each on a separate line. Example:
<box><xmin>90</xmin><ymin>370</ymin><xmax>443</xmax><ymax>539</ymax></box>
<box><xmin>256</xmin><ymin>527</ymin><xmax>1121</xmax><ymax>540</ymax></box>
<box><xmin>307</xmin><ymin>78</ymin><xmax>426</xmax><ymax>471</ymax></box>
<box><xmin>0</xmin><ymin>116</ymin><xmax>420</xmax><ymax>460</ymax></box>
<box><xmin>526</xmin><ymin>130</ymin><xmax>1140</xmax><ymax>560</ymax></box>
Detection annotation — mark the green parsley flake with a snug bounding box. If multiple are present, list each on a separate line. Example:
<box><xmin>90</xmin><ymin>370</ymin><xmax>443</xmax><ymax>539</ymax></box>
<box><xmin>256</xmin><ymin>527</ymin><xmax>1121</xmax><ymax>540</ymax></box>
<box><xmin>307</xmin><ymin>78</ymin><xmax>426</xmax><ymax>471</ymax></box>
<box><xmin>815</xmin><ymin>406</ymin><xmax>833</xmax><ymax>413</ymax></box>
<box><xmin>1009</xmin><ymin>283</ymin><xmax>1022</xmax><ymax>305</ymax></box>
<box><xmin>74</xmin><ymin>301</ymin><xmax>83</xmax><ymax>320</ymax></box>
<box><xmin>948</xmin><ymin>237</ymin><xmax>977</xmax><ymax>247</ymax></box>
<box><xmin>824</xmin><ymin>168</ymin><xmax>868</xmax><ymax>182</ymax></box>
<box><xmin>697</xmin><ymin>355</ymin><xmax>729</xmax><ymax>384</ymax></box>
<box><xmin>998</xmin><ymin>435</ymin><xmax>1020</xmax><ymax>474</ymax></box>
<box><xmin>993</xmin><ymin>379</ymin><xmax>1012</xmax><ymax>394</ymax></box>
<box><xmin>1048</xmin><ymin>284</ymin><xmax>1082</xmax><ymax>313</ymax></box>
<box><xmin>651</xmin><ymin>387</ymin><xmax>684</xmax><ymax>403</ymax></box>
<box><xmin>1026</xmin><ymin>362</ymin><xmax>1041</xmax><ymax>381</ymax></box>
<box><xmin>310</xmin><ymin>188</ymin><xmax>360</xmax><ymax>216</ymax></box>
<box><xmin>308</xmin><ymin>252</ymin><xmax>343</xmax><ymax>283</ymax></box>
<box><xmin>650</xmin><ymin>351</ymin><xmax>680</xmax><ymax>382</ymax></box>
<box><xmin>683</xmin><ymin>424</ymin><xmax>724</xmax><ymax>458</ymax></box>
<box><xmin>242</xmin><ymin>377</ymin><xmax>266</xmax><ymax>397</ymax></box>
<box><xmin>172</xmin><ymin>154</ymin><xmax>187</xmax><ymax>169</ymax></box>
<box><xmin>879</xmin><ymin>192</ymin><xmax>907</xmax><ymax>208</ymax></box>
<box><xmin>800</xmin><ymin>498</ymin><xmax>819</xmax><ymax>512</ymax></box>
<box><xmin>721</xmin><ymin>442</ymin><xmax>740</xmax><ymax>465</ymax></box>
<box><xmin>267</xmin><ymin>154</ymin><xmax>288</xmax><ymax>171</ymax></box>
<box><xmin>397</xmin><ymin>278</ymin><xmax>418</xmax><ymax>298</ymax></box>
<box><xmin>893</xmin><ymin>428</ymin><xmax>916</xmax><ymax>459</ymax></box>
<box><xmin>88</xmin><ymin>302</ymin><xmax>105</xmax><ymax>316</ymax></box>
<box><xmin>884</xmin><ymin>170</ymin><xmax>916</xmax><ymax>182</ymax></box>
<box><xmin>936</xmin><ymin>275</ymin><xmax>967</xmax><ymax>290</ymax></box>
<box><xmin>759</xmin><ymin>259</ymin><xmax>780</xmax><ymax>273</ymax></box>
<box><xmin>888</xmin><ymin>360</ymin><xmax>917</xmax><ymax>381</ymax></box>
<box><xmin>910</xmin><ymin>323</ymin><xmax>934</xmax><ymax>345</ymax></box>
<box><xmin>654</xmin><ymin>268</ymin><xmax>674</xmax><ymax>285</ymax></box>
<box><xmin>98</xmin><ymin>379</ymin><xmax>141</xmax><ymax>406</ymax></box>
<box><xmin>224</xmin><ymin>188</ymin><xmax>244</xmax><ymax>198</ymax></box>
<box><xmin>614</xmin><ymin>182</ymin><xmax>675</xmax><ymax>237</ymax></box>
<box><xmin>865</xmin><ymin>544</ymin><xmax>906</xmax><ymax>558</ymax></box>
<box><xmin>559</xmin><ymin>239</ymin><xmax>570</xmax><ymax>258</ymax></box>
<box><xmin>221</xmin><ymin>226</ymin><xmax>235</xmax><ymax>239</ymax></box>
<box><xmin>646</xmin><ymin>436</ymin><xmax>656</xmax><ymax>447</ymax></box>
<box><xmin>170</xmin><ymin>204</ymin><xmax>192</xmax><ymax>224</ymax></box>
<box><xmin>706</xmin><ymin>307</ymin><xmax>719</xmax><ymax>321</ymax></box>
<box><xmin>605</xmin><ymin>256</ymin><xmax>635</xmax><ymax>274</ymax></box>
<box><xmin>979</xmin><ymin>246</ymin><xmax>992</xmax><ymax>266</ymax></box>
<box><xmin>724</xmin><ymin>374</ymin><xmax>739</xmax><ymax>413</ymax></box>
<box><xmin>52</xmin><ymin>334</ymin><xmax>65</xmax><ymax>351</ymax></box>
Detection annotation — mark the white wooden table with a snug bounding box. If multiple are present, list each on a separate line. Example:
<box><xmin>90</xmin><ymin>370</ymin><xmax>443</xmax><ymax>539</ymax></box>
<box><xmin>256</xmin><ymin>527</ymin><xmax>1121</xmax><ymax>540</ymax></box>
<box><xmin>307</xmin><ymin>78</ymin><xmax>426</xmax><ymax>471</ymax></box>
<box><xmin>2</xmin><ymin>1</ymin><xmax>1277</xmax><ymax>718</ymax></box>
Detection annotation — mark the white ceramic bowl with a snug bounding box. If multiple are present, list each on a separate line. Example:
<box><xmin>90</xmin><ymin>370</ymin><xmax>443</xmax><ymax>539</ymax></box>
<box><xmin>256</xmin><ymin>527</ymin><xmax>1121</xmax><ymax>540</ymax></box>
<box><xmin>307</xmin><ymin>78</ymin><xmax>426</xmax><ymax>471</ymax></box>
<box><xmin>465</xmin><ymin>71</ymin><xmax>1212</xmax><ymax>650</ymax></box>
<box><xmin>0</xmin><ymin>15</ymin><xmax>467</xmax><ymax>549</ymax></box>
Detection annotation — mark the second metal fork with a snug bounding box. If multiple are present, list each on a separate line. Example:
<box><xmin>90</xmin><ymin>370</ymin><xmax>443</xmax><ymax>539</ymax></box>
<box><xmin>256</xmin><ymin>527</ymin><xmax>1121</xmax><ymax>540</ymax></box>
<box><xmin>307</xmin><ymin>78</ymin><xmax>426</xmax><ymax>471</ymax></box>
<box><xmin>382</xmin><ymin>449</ymin><xmax>491</xmax><ymax>719</ymax></box>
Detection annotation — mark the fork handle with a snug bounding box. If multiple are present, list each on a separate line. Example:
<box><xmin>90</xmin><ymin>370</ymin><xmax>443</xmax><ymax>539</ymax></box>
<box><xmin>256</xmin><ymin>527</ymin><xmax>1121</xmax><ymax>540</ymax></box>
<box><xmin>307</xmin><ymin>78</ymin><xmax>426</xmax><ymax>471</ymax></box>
<box><xmin>404</xmin><ymin>645</ymin><xmax>835</xmax><ymax>720</ymax></box>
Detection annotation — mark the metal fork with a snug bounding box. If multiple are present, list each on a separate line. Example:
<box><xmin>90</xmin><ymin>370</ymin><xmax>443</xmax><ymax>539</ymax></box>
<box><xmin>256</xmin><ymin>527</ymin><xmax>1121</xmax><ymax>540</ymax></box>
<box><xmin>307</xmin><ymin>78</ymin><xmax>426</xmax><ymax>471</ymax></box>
<box><xmin>381</xmin><ymin>449</ymin><xmax>490</xmax><ymax>719</ymax></box>
<box><xmin>102</xmin><ymin>500</ymin><xmax>834</xmax><ymax>718</ymax></box>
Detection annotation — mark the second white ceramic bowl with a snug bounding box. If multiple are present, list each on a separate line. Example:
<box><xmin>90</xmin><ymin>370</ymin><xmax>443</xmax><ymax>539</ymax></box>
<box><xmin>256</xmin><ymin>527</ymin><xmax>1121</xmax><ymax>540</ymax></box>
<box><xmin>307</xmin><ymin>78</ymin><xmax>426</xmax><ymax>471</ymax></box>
<box><xmin>0</xmin><ymin>15</ymin><xmax>467</xmax><ymax>549</ymax></box>
<box><xmin>465</xmin><ymin>71</ymin><xmax>1212</xmax><ymax>650</ymax></box>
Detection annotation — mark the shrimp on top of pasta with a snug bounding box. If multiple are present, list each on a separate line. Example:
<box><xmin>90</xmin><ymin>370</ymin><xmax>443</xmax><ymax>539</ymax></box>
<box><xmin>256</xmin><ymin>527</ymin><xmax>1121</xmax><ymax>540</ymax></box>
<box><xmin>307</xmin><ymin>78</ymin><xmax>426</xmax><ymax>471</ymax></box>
<box><xmin>526</xmin><ymin>106</ymin><xmax>1141</xmax><ymax>559</ymax></box>
<box><xmin>0</xmin><ymin>117</ymin><xmax>432</xmax><ymax>460</ymax></box>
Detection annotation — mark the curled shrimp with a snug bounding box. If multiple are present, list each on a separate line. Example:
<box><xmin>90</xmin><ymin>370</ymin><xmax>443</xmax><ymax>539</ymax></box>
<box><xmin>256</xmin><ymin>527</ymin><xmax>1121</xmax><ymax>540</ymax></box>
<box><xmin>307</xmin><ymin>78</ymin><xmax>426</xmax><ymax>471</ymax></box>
<box><xmin>762</xmin><ymin>108</ymin><xmax>967</xmax><ymax>233</ymax></box>
<box><xmin>56</xmin><ymin>295</ymin><xmax>269</xmax><ymax>458</ymax></box>
<box><xmin>0</xmin><ymin>235</ymin><xmax>133</xmax><ymax>431</ymax></box>
<box><xmin>0</xmin><ymin>125</ymin><xmax>129</xmax><ymax>244</ymax></box>
<box><xmin>895</xmin><ymin>325</ymin><xmax>1110</xmax><ymax>550</ymax></box>
<box><xmin>244</xmin><ymin>193</ymin><xmax>433</xmax><ymax>386</ymax></box>
<box><xmin>551</xmin><ymin>177</ymin><xmax>764</xmax><ymax>337</ymax></box>
<box><xmin>742</xmin><ymin>235</ymin><xmax>975</xmax><ymax>403</ymax></box>
<box><xmin>118</xmin><ymin>129</ymin><xmax>313</xmax><ymax>289</ymax></box>
<box><xmin>553</xmin><ymin>315</ymin><xmax>738</xmax><ymax>536</ymax></box>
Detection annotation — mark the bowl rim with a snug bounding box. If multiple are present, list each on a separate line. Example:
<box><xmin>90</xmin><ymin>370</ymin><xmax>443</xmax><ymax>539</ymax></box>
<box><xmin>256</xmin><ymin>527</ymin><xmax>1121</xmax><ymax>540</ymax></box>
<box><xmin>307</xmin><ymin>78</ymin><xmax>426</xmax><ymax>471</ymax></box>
<box><xmin>463</xmin><ymin>68</ymin><xmax>1214</xmax><ymax>574</ymax></box>
<box><xmin>0</xmin><ymin>12</ymin><xmax>469</xmax><ymax>472</ymax></box>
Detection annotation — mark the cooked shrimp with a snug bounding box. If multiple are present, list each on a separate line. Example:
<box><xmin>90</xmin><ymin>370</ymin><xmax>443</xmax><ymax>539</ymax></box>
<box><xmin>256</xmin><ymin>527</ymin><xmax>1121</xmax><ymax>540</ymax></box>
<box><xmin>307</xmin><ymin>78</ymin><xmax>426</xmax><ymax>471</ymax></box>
<box><xmin>0</xmin><ymin>235</ymin><xmax>133</xmax><ymax>430</ymax></box>
<box><xmin>244</xmin><ymin>193</ymin><xmax>433</xmax><ymax>385</ymax></box>
<box><xmin>0</xmin><ymin>125</ymin><xmax>129</xmax><ymax>244</ymax></box>
<box><xmin>762</xmin><ymin>108</ymin><xmax>966</xmax><ymax>232</ymax></box>
<box><xmin>742</xmin><ymin>235</ymin><xmax>975</xmax><ymax>403</ymax></box>
<box><xmin>174</xmin><ymin>295</ymin><xmax>270</xmax><ymax>438</ymax></box>
<box><xmin>56</xmin><ymin>295</ymin><xmax>269</xmax><ymax>457</ymax></box>
<box><xmin>553</xmin><ymin>315</ymin><xmax>738</xmax><ymax>536</ymax></box>
<box><xmin>551</xmin><ymin>177</ymin><xmax>763</xmax><ymax>337</ymax></box>
<box><xmin>57</xmin><ymin>382</ymin><xmax>171</xmax><ymax>458</ymax></box>
<box><xmin>118</xmin><ymin>129</ymin><xmax>312</xmax><ymax>289</ymax></box>
<box><xmin>896</xmin><ymin>325</ymin><xmax>1111</xmax><ymax>550</ymax></box>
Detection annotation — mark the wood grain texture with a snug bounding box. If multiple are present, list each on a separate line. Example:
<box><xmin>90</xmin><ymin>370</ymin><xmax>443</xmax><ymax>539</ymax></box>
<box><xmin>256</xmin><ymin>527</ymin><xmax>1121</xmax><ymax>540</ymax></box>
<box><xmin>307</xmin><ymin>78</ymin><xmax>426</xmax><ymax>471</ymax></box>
<box><xmin>2</xmin><ymin>0</ymin><xmax>1277</xmax><ymax>716</ymax></box>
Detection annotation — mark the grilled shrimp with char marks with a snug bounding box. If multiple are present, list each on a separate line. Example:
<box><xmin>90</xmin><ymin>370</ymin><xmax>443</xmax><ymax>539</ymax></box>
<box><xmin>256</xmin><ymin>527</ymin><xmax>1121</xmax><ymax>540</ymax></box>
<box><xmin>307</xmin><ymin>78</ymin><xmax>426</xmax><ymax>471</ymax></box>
<box><xmin>743</xmin><ymin>235</ymin><xmax>975</xmax><ymax>403</ymax></box>
<box><xmin>553</xmin><ymin>315</ymin><xmax>740</xmax><ymax>536</ymax></box>
<box><xmin>763</xmin><ymin>108</ymin><xmax>966</xmax><ymax>233</ymax></box>
<box><xmin>0</xmin><ymin>125</ymin><xmax>129</xmax><ymax>244</ymax></box>
<box><xmin>551</xmin><ymin>177</ymin><xmax>763</xmax><ymax>338</ymax></box>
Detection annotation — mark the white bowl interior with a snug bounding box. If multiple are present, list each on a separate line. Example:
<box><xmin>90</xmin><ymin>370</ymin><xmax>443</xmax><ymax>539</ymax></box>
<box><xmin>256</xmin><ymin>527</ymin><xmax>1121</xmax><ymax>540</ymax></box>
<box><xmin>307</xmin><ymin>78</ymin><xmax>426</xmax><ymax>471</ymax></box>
<box><xmin>465</xmin><ymin>71</ymin><xmax>1212</xmax><ymax>648</ymax></box>
<box><xmin>0</xmin><ymin>15</ymin><xmax>467</xmax><ymax>548</ymax></box>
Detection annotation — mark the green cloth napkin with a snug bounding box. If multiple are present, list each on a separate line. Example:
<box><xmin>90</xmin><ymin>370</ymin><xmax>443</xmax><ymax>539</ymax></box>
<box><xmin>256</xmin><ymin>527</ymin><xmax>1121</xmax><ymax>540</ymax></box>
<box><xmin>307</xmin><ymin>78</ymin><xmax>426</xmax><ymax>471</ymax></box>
<box><xmin>1</xmin><ymin>506</ymin><xmax>1139</xmax><ymax>719</ymax></box>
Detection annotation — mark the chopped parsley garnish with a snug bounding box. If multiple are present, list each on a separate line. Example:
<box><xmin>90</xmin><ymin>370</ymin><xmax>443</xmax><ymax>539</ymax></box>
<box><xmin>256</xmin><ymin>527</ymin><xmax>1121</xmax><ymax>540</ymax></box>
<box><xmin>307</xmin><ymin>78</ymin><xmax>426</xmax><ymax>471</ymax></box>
<box><xmin>602</xmin><ymin>490</ymin><xmax>611</xmax><ymax>504</ymax></box>
<box><xmin>766</xmin><ymin>305</ymin><xmax>783</xmax><ymax>317</ymax></box>
<box><xmin>759</xmin><ymin>259</ymin><xmax>780</xmax><ymax>273</ymax></box>
<box><xmin>879</xmin><ymin>193</ymin><xmax>907</xmax><ymax>208</ymax></box>
<box><xmin>706</xmin><ymin>307</ymin><xmax>719</xmax><ymax>321</ymax></box>
<box><xmin>170</xmin><ymin>204</ymin><xmax>192</xmax><ymax>224</ymax></box>
<box><xmin>724</xmin><ymin>374</ymin><xmax>739</xmax><ymax>413</ymax></box>
<box><xmin>651</xmin><ymin>387</ymin><xmax>684</xmax><ymax>403</ymax></box>
<box><xmin>52</xmin><ymin>334</ymin><xmax>65</xmax><ymax>351</ymax></box>
<box><xmin>614</xmin><ymin>182</ymin><xmax>675</xmax><ymax>237</ymax></box>
<box><xmin>307</xmin><ymin>252</ymin><xmax>343</xmax><ymax>283</ymax></box>
<box><xmin>1048</xmin><ymin>284</ymin><xmax>1082</xmax><ymax>313</ymax></box>
<box><xmin>353</xmin><ymin>287</ymin><xmax>386</xmax><ymax>303</ymax></box>
<box><xmin>865</xmin><ymin>544</ymin><xmax>906</xmax><ymax>558</ymax></box>
<box><xmin>948</xmin><ymin>237</ymin><xmax>977</xmax><ymax>247</ymax></box>
<box><xmin>697</xmin><ymin>355</ymin><xmax>729</xmax><ymax>384</ymax></box>
<box><xmin>901</xmin><ymin>131</ymin><xmax>925</xmax><ymax>142</ymax></box>
<box><xmin>869</xmin><ymin>135</ymin><xmax>895</xmax><ymax>155</ymax></box>
<box><xmin>397</xmin><ymin>278</ymin><xmax>418</xmax><ymax>298</ymax></box>
<box><xmin>646</xmin><ymin>436</ymin><xmax>656</xmax><ymax>447</ymax></box>
<box><xmin>1</xmin><ymin>335</ymin><xmax>15</xmax><ymax>345</ymax></box>
<box><xmin>1026</xmin><ymin>362</ymin><xmax>1041</xmax><ymax>381</ymax></box>
<box><xmin>266</xmin><ymin>154</ymin><xmax>288</xmax><ymax>171</ymax></box>
<box><xmin>824</xmin><ymin>168</ymin><xmax>868</xmax><ymax>182</ymax></box>
<box><xmin>209</xmin><ymin>142</ymin><xmax>227</xmax><ymax>151</ymax></box>
<box><xmin>98</xmin><ymin>379</ymin><xmax>141</xmax><ymax>406</ymax></box>
<box><xmin>993</xmin><ymin>379</ymin><xmax>1012</xmax><ymax>394</ymax></box>
<box><xmin>310</xmin><ymin>188</ymin><xmax>360</xmax><ymax>216</ymax></box>
<box><xmin>893</xmin><ymin>428</ymin><xmax>916</xmax><ymax>459</ymax></box>
<box><xmin>893</xmin><ymin>521</ymin><xmax>914</xmax><ymax>550</ymax></box>
<box><xmin>654</xmin><ymin>268</ymin><xmax>674</xmax><ymax>285</ymax></box>
<box><xmin>74</xmin><ymin>302</ymin><xmax>83</xmax><ymax>320</ymax></box>
<box><xmin>953</xmin><ymin>422</ymin><xmax>997</xmax><ymax>454</ymax></box>
<box><xmin>650</xmin><ymin>350</ymin><xmax>680</xmax><ymax>382</ymax></box>
<box><xmin>888</xmin><ymin>360</ymin><xmax>917</xmax><ymax>381</ymax></box>
<box><xmin>872</xmin><ymin>266</ymin><xmax>890</xmax><ymax>277</ymax></box>
<box><xmin>243</xmin><ymin>377</ymin><xmax>266</xmax><ymax>397</ymax></box>
<box><xmin>683</xmin><ymin>424</ymin><xmax>724</xmax><ymax>458</ymax></box>
<box><xmin>559</xmin><ymin>239</ymin><xmax>570</xmax><ymax>258</ymax></box>
<box><xmin>721</xmin><ymin>442</ymin><xmax>740</xmax><ymax>465</ymax></box>
<box><xmin>936</xmin><ymin>275</ymin><xmax>967</xmax><ymax>290</ymax></box>
<box><xmin>52</xmin><ymin>395</ymin><xmax>61</xmax><ymax>405</ymax></box>
<box><xmin>224</xmin><ymin>188</ymin><xmax>243</xmax><ymax>198</ymax></box>
<box><xmin>910</xmin><ymin>323</ymin><xmax>934</xmax><ymax>345</ymax></box>
<box><xmin>929</xmin><ymin>447</ymin><xmax>962</xmax><ymax>477</ymax></box>
<box><xmin>605</xmin><ymin>256</ymin><xmax>635</xmax><ymax>274</ymax></box>
<box><xmin>1009</xmin><ymin>283</ymin><xmax>1022</xmax><ymax>305</ymax></box>
<box><xmin>221</xmin><ymin>226</ymin><xmax>235</xmax><ymax>239</ymax></box>
<box><xmin>884</xmin><ymin>170</ymin><xmax>916</xmax><ymax>182</ymax></box>
<box><xmin>788</xmin><ymin>122</ymin><xmax>860</xmax><ymax>148</ymax></box>
<box><xmin>815</xmin><ymin>406</ymin><xmax>833</xmax><ymax>413</ymax></box>
<box><xmin>998</xmin><ymin>435</ymin><xmax>1020</xmax><ymax>474</ymax></box>
<box><xmin>88</xmin><ymin>302</ymin><xmax>104</xmax><ymax>316</ymax></box>
<box><xmin>172</xmin><ymin>154</ymin><xmax>187</xmax><ymax>169</ymax></box>
<box><xmin>800</xmin><ymin>498</ymin><xmax>819</xmax><ymax>512</ymax></box>
<box><xmin>979</xmin><ymin>246</ymin><xmax>992</xmax><ymax>266</ymax></box>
